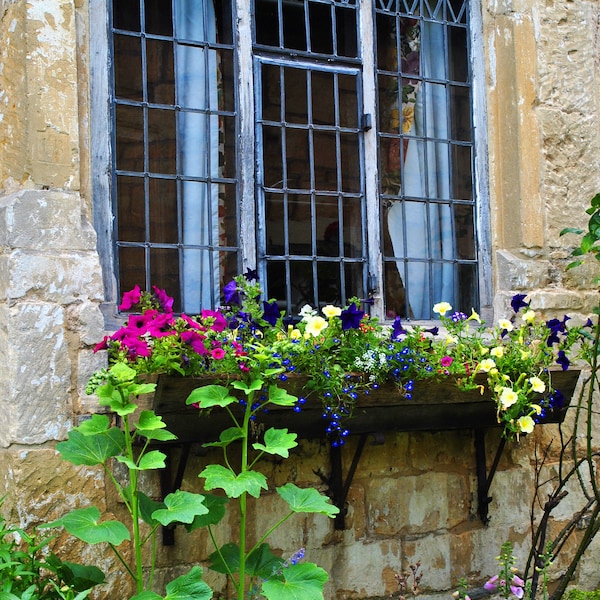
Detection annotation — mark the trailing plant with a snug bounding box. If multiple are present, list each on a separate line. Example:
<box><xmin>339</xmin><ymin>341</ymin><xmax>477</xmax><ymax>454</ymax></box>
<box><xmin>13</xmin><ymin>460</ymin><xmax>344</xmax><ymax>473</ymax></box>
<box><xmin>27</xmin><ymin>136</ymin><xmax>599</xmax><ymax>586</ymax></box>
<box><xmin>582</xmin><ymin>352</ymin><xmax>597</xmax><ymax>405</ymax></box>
<box><xmin>44</xmin><ymin>362</ymin><xmax>338</xmax><ymax>600</ymax></box>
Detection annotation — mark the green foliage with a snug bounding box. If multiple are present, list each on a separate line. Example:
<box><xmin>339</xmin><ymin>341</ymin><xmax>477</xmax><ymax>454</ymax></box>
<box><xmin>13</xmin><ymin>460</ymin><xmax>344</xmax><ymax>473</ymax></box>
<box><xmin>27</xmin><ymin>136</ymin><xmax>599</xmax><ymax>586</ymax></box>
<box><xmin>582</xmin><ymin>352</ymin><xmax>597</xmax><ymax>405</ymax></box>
<box><xmin>0</xmin><ymin>502</ymin><xmax>104</xmax><ymax>599</ymax></box>
<box><xmin>561</xmin><ymin>192</ymin><xmax>600</xmax><ymax>271</ymax></box>
<box><xmin>48</xmin><ymin>356</ymin><xmax>337</xmax><ymax>599</ymax></box>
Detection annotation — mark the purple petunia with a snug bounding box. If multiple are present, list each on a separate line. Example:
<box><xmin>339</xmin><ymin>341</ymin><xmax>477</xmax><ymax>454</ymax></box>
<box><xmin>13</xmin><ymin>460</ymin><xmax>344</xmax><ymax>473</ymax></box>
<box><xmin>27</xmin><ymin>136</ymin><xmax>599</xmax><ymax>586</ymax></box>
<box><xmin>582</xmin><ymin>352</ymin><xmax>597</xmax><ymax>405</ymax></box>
<box><xmin>340</xmin><ymin>302</ymin><xmax>364</xmax><ymax>330</ymax></box>
<box><xmin>557</xmin><ymin>349</ymin><xmax>570</xmax><ymax>371</ymax></box>
<box><xmin>391</xmin><ymin>316</ymin><xmax>407</xmax><ymax>340</ymax></box>
<box><xmin>511</xmin><ymin>293</ymin><xmax>529</xmax><ymax>313</ymax></box>
<box><xmin>223</xmin><ymin>280</ymin><xmax>241</xmax><ymax>305</ymax></box>
<box><xmin>262</xmin><ymin>300</ymin><xmax>281</xmax><ymax>326</ymax></box>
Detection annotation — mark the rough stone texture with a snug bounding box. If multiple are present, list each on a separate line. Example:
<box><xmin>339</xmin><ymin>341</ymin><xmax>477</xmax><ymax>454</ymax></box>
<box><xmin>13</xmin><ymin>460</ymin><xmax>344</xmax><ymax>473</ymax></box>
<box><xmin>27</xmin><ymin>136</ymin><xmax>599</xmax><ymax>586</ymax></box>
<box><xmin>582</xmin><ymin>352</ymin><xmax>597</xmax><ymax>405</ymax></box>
<box><xmin>0</xmin><ymin>0</ymin><xmax>600</xmax><ymax>598</ymax></box>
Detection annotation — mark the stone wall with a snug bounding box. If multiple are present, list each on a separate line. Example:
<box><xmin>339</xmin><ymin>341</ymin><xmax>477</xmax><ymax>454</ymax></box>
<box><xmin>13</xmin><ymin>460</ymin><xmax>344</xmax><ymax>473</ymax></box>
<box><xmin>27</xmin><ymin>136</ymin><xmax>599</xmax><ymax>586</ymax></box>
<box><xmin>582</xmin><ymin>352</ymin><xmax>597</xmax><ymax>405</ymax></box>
<box><xmin>0</xmin><ymin>0</ymin><xmax>600</xmax><ymax>598</ymax></box>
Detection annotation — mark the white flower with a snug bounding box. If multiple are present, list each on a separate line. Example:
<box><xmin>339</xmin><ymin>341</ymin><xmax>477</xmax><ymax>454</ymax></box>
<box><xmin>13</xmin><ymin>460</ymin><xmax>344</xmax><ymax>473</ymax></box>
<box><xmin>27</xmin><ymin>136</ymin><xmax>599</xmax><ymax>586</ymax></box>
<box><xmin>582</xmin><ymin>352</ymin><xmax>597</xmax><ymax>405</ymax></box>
<box><xmin>304</xmin><ymin>315</ymin><xmax>328</xmax><ymax>337</ymax></box>
<box><xmin>433</xmin><ymin>302</ymin><xmax>452</xmax><ymax>317</ymax></box>
<box><xmin>299</xmin><ymin>304</ymin><xmax>316</xmax><ymax>319</ymax></box>
<box><xmin>490</xmin><ymin>346</ymin><xmax>504</xmax><ymax>358</ymax></box>
<box><xmin>522</xmin><ymin>309</ymin><xmax>536</xmax><ymax>323</ymax></box>
<box><xmin>322</xmin><ymin>305</ymin><xmax>342</xmax><ymax>318</ymax></box>
<box><xmin>478</xmin><ymin>358</ymin><xmax>496</xmax><ymax>373</ymax></box>
<box><xmin>499</xmin><ymin>387</ymin><xmax>519</xmax><ymax>409</ymax></box>
<box><xmin>529</xmin><ymin>376</ymin><xmax>546</xmax><ymax>394</ymax></box>
<box><xmin>498</xmin><ymin>319</ymin><xmax>514</xmax><ymax>332</ymax></box>
<box><xmin>517</xmin><ymin>415</ymin><xmax>535</xmax><ymax>434</ymax></box>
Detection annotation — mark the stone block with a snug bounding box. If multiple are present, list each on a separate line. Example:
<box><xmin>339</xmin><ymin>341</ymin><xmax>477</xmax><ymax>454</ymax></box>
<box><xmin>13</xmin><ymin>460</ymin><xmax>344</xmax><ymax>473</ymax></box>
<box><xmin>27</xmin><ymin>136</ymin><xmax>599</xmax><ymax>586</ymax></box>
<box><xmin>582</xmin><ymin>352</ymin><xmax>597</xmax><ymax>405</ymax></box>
<box><xmin>0</xmin><ymin>302</ymin><xmax>72</xmax><ymax>445</ymax></box>
<box><xmin>66</xmin><ymin>300</ymin><xmax>106</xmax><ymax>346</ymax></box>
<box><xmin>367</xmin><ymin>471</ymin><xmax>470</xmax><ymax>536</ymax></box>
<box><xmin>4</xmin><ymin>249</ymin><xmax>103</xmax><ymax>303</ymax></box>
<box><xmin>0</xmin><ymin>190</ymin><xmax>96</xmax><ymax>251</ymax></box>
<box><xmin>495</xmin><ymin>250</ymin><xmax>551</xmax><ymax>291</ymax></box>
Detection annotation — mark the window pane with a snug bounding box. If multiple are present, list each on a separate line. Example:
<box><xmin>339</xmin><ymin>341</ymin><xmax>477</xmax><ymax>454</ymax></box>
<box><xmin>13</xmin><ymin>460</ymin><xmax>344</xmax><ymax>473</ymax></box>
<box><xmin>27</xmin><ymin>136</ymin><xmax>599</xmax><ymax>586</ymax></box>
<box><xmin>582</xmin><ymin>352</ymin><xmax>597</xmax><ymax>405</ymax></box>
<box><xmin>118</xmin><ymin>246</ymin><xmax>146</xmax><ymax>298</ymax></box>
<box><xmin>309</xmin><ymin>3</ymin><xmax>333</xmax><ymax>54</ymax></box>
<box><xmin>114</xmin><ymin>35</ymin><xmax>143</xmax><ymax>101</ymax></box>
<box><xmin>454</xmin><ymin>203</ymin><xmax>475</xmax><ymax>260</ymax></box>
<box><xmin>149</xmin><ymin>178</ymin><xmax>178</xmax><ymax>244</ymax></box>
<box><xmin>117</xmin><ymin>176</ymin><xmax>145</xmax><ymax>242</ymax></box>
<box><xmin>262</xmin><ymin>65</ymin><xmax>282</xmax><ymax>122</ymax></box>
<box><xmin>338</xmin><ymin>73</ymin><xmax>358</xmax><ymax>129</ymax></box>
<box><xmin>286</xmin><ymin>129</ymin><xmax>310</xmax><ymax>189</ymax></box>
<box><xmin>313</xmin><ymin>131</ymin><xmax>337</xmax><ymax>190</ymax></box>
<box><xmin>340</xmin><ymin>133</ymin><xmax>360</xmax><ymax>193</ymax></box>
<box><xmin>311</xmin><ymin>71</ymin><xmax>334</xmax><ymax>126</ymax></box>
<box><xmin>145</xmin><ymin>0</ymin><xmax>173</xmax><ymax>35</ymax></box>
<box><xmin>113</xmin><ymin>0</ymin><xmax>140</xmax><ymax>31</ymax></box>
<box><xmin>116</xmin><ymin>104</ymin><xmax>144</xmax><ymax>172</ymax></box>
<box><xmin>262</xmin><ymin>126</ymin><xmax>284</xmax><ymax>188</ymax></box>
<box><xmin>147</xmin><ymin>39</ymin><xmax>174</xmax><ymax>105</ymax></box>
<box><xmin>148</xmin><ymin>108</ymin><xmax>176</xmax><ymax>173</ymax></box>
<box><xmin>288</xmin><ymin>194</ymin><xmax>312</xmax><ymax>249</ymax></box>
<box><xmin>284</xmin><ymin>67</ymin><xmax>308</xmax><ymax>125</ymax></box>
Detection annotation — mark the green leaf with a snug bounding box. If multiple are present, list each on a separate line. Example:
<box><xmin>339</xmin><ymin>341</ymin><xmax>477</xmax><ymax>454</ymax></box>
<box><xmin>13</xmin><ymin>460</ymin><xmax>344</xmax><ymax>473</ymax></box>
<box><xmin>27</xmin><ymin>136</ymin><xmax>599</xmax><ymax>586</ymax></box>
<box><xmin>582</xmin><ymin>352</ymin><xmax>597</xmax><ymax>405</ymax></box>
<box><xmin>130</xmin><ymin>593</ymin><xmax>162</xmax><ymax>600</ymax></box>
<box><xmin>208</xmin><ymin>542</ymin><xmax>240</xmax><ymax>574</ymax></box>
<box><xmin>268</xmin><ymin>385</ymin><xmax>298</xmax><ymax>407</ymax></box>
<box><xmin>116</xmin><ymin>449</ymin><xmax>166</xmax><ymax>471</ymax></box>
<box><xmin>43</xmin><ymin>507</ymin><xmax>130</xmax><ymax>545</ymax></box>
<box><xmin>200</xmin><ymin>465</ymin><xmax>267</xmax><ymax>498</ymax></box>
<box><xmin>141</xmin><ymin>428</ymin><xmax>178</xmax><ymax>442</ymax></box>
<box><xmin>135</xmin><ymin>410</ymin><xmax>167</xmax><ymax>431</ymax></box>
<box><xmin>203</xmin><ymin>426</ymin><xmax>245</xmax><ymax>448</ymax></box>
<box><xmin>232</xmin><ymin>379</ymin><xmax>264</xmax><ymax>395</ymax></box>
<box><xmin>262</xmin><ymin>562</ymin><xmax>328</xmax><ymax>600</ymax></box>
<box><xmin>253</xmin><ymin>428</ymin><xmax>298</xmax><ymax>458</ymax></box>
<box><xmin>130</xmin><ymin>383</ymin><xmax>157</xmax><ymax>396</ymax></box>
<box><xmin>186</xmin><ymin>385</ymin><xmax>237</xmax><ymax>409</ymax></box>
<box><xmin>185</xmin><ymin>494</ymin><xmax>228</xmax><ymax>531</ymax></box>
<box><xmin>56</xmin><ymin>428</ymin><xmax>125</xmax><ymax>466</ymax></box>
<box><xmin>76</xmin><ymin>414</ymin><xmax>111</xmax><ymax>435</ymax></box>
<box><xmin>580</xmin><ymin>232</ymin><xmax>597</xmax><ymax>253</ymax></box>
<box><xmin>0</xmin><ymin>593</ymin><xmax>21</xmax><ymax>600</ymax></box>
<box><xmin>208</xmin><ymin>542</ymin><xmax>282</xmax><ymax>578</ymax></box>
<box><xmin>151</xmin><ymin>491</ymin><xmax>209</xmax><ymax>526</ymax></box>
<box><xmin>61</xmin><ymin>561</ymin><xmax>106</xmax><ymax>590</ymax></box>
<box><xmin>276</xmin><ymin>483</ymin><xmax>339</xmax><ymax>517</ymax></box>
<box><xmin>137</xmin><ymin>492</ymin><xmax>165</xmax><ymax>526</ymax></box>
<box><xmin>559</xmin><ymin>226</ymin><xmax>584</xmax><ymax>236</ymax></box>
<box><xmin>163</xmin><ymin>566</ymin><xmax>212</xmax><ymax>600</ymax></box>
<box><xmin>247</xmin><ymin>543</ymin><xmax>285</xmax><ymax>579</ymax></box>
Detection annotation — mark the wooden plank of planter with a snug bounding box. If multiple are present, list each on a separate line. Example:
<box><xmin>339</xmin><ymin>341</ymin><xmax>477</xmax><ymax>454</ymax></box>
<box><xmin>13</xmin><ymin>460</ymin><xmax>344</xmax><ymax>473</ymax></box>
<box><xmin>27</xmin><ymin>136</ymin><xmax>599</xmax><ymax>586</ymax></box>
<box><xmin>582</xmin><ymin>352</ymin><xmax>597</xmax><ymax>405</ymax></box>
<box><xmin>152</xmin><ymin>370</ymin><xmax>580</xmax><ymax>444</ymax></box>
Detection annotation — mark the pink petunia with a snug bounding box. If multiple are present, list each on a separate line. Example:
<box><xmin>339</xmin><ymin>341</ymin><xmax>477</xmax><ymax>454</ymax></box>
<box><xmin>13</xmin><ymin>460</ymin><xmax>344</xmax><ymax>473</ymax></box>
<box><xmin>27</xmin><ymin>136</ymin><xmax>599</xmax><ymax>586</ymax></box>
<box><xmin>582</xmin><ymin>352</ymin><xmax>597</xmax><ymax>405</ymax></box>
<box><xmin>180</xmin><ymin>313</ymin><xmax>203</xmax><ymax>330</ymax></box>
<box><xmin>119</xmin><ymin>285</ymin><xmax>142</xmax><ymax>311</ymax></box>
<box><xmin>202</xmin><ymin>309</ymin><xmax>228</xmax><ymax>333</ymax></box>
<box><xmin>180</xmin><ymin>330</ymin><xmax>208</xmax><ymax>355</ymax></box>
<box><xmin>211</xmin><ymin>348</ymin><xmax>226</xmax><ymax>360</ymax></box>
<box><xmin>152</xmin><ymin>286</ymin><xmax>174</xmax><ymax>312</ymax></box>
<box><xmin>441</xmin><ymin>356</ymin><xmax>453</xmax><ymax>367</ymax></box>
<box><xmin>121</xmin><ymin>335</ymin><xmax>151</xmax><ymax>359</ymax></box>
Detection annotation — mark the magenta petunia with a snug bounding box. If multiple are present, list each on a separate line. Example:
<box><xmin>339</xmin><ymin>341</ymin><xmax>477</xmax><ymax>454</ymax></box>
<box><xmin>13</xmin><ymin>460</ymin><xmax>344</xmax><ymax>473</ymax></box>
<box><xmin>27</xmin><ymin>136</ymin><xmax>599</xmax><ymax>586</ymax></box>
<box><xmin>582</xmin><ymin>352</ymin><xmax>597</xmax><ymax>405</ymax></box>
<box><xmin>441</xmin><ymin>356</ymin><xmax>453</xmax><ymax>367</ymax></box>
<box><xmin>152</xmin><ymin>286</ymin><xmax>174</xmax><ymax>312</ymax></box>
<box><xmin>202</xmin><ymin>309</ymin><xmax>228</xmax><ymax>333</ymax></box>
<box><xmin>121</xmin><ymin>335</ymin><xmax>151</xmax><ymax>359</ymax></box>
<box><xmin>180</xmin><ymin>330</ymin><xmax>208</xmax><ymax>355</ymax></box>
<box><xmin>119</xmin><ymin>285</ymin><xmax>142</xmax><ymax>311</ymax></box>
<box><xmin>180</xmin><ymin>313</ymin><xmax>203</xmax><ymax>330</ymax></box>
<box><xmin>211</xmin><ymin>347</ymin><xmax>226</xmax><ymax>360</ymax></box>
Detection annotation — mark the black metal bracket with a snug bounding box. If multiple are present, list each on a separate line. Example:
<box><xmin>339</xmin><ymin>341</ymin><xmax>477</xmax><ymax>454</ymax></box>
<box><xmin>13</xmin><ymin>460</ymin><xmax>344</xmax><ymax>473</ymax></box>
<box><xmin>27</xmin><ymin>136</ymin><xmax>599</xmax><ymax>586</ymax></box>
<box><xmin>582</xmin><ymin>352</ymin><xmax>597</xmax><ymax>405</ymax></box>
<box><xmin>474</xmin><ymin>429</ymin><xmax>507</xmax><ymax>525</ymax></box>
<box><xmin>159</xmin><ymin>443</ymin><xmax>192</xmax><ymax>545</ymax></box>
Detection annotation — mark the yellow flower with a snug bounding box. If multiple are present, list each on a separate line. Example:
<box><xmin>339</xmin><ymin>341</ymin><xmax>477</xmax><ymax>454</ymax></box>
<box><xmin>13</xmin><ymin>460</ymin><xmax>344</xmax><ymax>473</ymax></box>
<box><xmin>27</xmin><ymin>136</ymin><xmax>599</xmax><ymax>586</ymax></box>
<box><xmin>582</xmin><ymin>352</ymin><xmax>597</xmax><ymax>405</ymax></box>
<box><xmin>304</xmin><ymin>316</ymin><xmax>328</xmax><ymax>337</ymax></box>
<box><xmin>290</xmin><ymin>328</ymin><xmax>302</xmax><ymax>340</ymax></box>
<box><xmin>529</xmin><ymin>376</ymin><xmax>546</xmax><ymax>393</ymax></box>
<box><xmin>522</xmin><ymin>309</ymin><xmax>536</xmax><ymax>323</ymax></box>
<box><xmin>445</xmin><ymin>334</ymin><xmax>458</xmax><ymax>345</ymax></box>
<box><xmin>467</xmin><ymin>308</ymin><xmax>481</xmax><ymax>323</ymax></box>
<box><xmin>520</xmin><ymin>350</ymin><xmax>531</xmax><ymax>360</ymax></box>
<box><xmin>322</xmin><ymin>305</ymin><xmax>342</xmax><ymax>319</ymax></box>
<box><xmin>530</xmin><ymin>404</ymin><xmax>542</xmax><ymax>415</ymax></box>
<box><xmin>433</xmin><ymin>302</ymin><xmax>452</xmax><ymax>317</ymax></box>
<box><xmin>498</xmin><ymin>319</ymin><xmax>514</xmax><ymax>332</ymax></box>
<box><xmin>517</xmin><ymin>415</ymin><xmax>535</xmax><ymax>434</ymax></box>
<box><xmin>490</xmin><ymin>346</ymin><xmax>504</xmax><ymax>358</ymax></box>
<box><xmin>478</xmin><ymin>358</ymin><xmax>496</xmax><ymax>372</ymax></box>
<box><xmin>499</xmin><ymin>387</ymin><xmax>519</xmax><ymax>409</ymax></box>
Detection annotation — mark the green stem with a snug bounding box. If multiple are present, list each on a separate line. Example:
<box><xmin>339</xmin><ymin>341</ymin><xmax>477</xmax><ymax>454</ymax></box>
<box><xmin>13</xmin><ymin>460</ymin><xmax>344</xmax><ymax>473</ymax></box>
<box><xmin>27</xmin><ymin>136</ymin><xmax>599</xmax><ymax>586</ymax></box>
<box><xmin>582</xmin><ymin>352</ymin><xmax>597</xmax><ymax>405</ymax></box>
<box><xmin>122</xmin><ymin>409</ymin><xmax>144</xmax><ymax>593</ymax></box>
<box><xmin>237</xmin><ymin>390</ymin><xmax>254</xmax><ymax>600</ymax></box>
